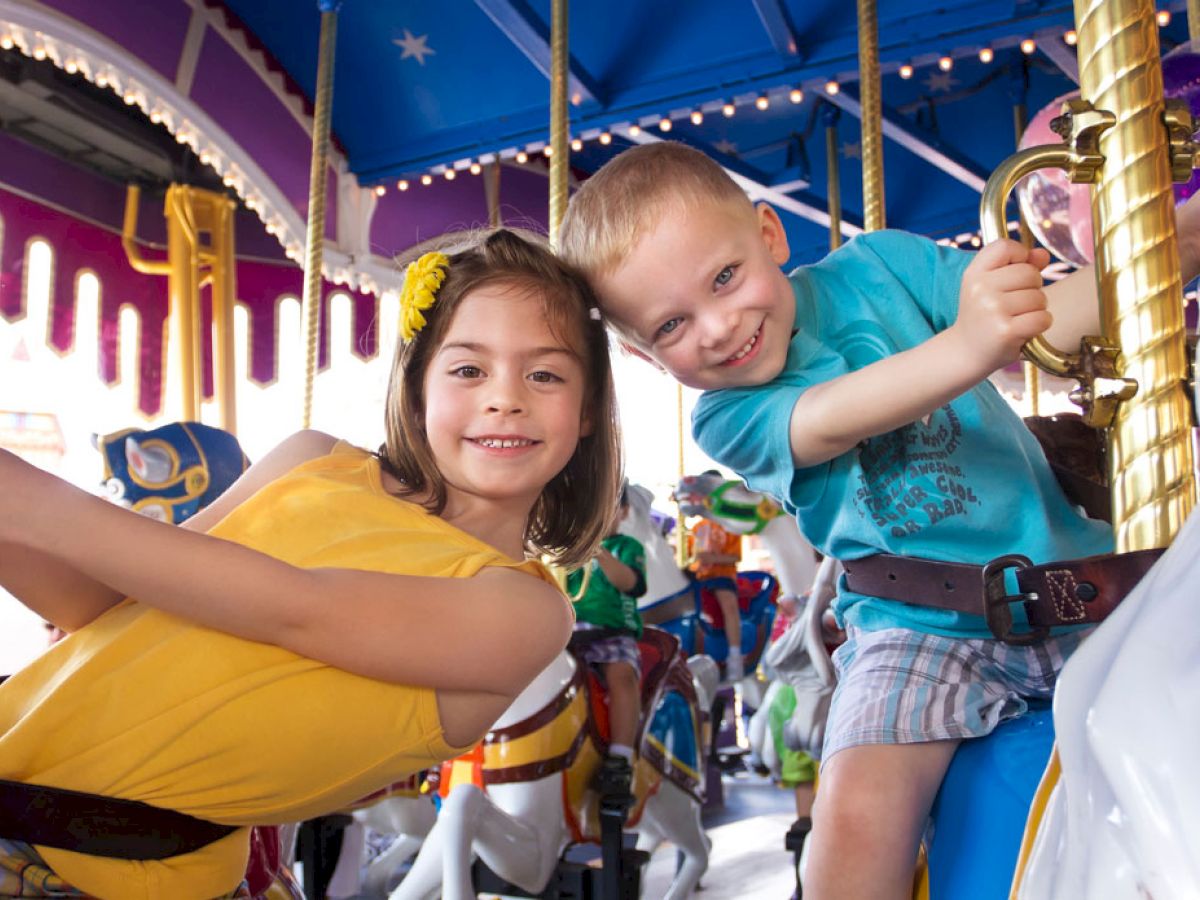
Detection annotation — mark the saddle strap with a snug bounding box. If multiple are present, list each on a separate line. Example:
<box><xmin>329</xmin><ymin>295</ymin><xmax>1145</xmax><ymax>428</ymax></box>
<box><xmin>0</xmin><ymin>778</ymin><xmax>236</xmax><ymax>860</ymax></box>
<box><xmin>842</xmin><ymin>549</ymin><xmax>1162</xmax><ymax>644</ymax></box>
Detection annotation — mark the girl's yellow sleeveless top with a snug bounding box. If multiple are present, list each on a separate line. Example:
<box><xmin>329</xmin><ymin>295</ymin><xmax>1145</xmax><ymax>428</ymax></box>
<box><xmin>0</xmin><ymin>443</ymin><xmax>558</xmax><ymax>899</ymax></box>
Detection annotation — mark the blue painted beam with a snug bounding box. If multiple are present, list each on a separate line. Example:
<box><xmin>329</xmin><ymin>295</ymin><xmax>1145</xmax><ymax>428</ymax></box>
<box><xmin>473</xmin><ymin>0</ymin><xmax>602</xmax><ymax>105</ymax></box>
<box><xmin>823</xmin><ymin>86</ymin><xmax>990</xmax><ymax>193</ymax></box>
<box><xmin>752</xmin><ymin>0</ymin><xmax>801</xmax><ymax>58</ymax></box>
<box><xmin>1035</xmin><ymin>28</ymin><xmax>1079</xmax><ymax>84</ymax></box>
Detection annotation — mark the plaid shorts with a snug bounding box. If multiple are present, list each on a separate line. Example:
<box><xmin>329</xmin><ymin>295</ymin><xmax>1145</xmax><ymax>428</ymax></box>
<box><xmin>820</xmin><ymin>625</ymin><xmax>1088</xmax><ymax>763</ymax></box>
<box><xmin>573</xmin><ymin>626</ymin><xmax>642</xmax><ymax>676</ymax></box>
<box><xmin>0</xmin><ymin>839</ymin><xmax>252</xmax><ymax>899</ymax></box>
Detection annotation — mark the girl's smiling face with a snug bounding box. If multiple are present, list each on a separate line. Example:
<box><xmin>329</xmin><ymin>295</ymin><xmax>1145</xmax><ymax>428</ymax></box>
<box><xmin>423</xmin><ymin>282</ymin><xmax>591</xmax><ymax>520</ymax></box>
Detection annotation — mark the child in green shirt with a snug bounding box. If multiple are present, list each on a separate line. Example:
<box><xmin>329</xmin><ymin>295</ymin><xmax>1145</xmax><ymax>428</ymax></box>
<box><xmin>566</xmin><ymin>485</ymin><xmax>647</xmax><ymax>800</ymax></box>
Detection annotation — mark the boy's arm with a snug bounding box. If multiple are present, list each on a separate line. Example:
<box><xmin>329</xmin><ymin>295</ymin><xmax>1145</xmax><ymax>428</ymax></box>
<box><xmin>1042</xmin><ymin>190</ymin><xmax>1200</xmax><ymax>349</ymax></box>
<box><xmin>595</xmin><ymin>548</ymin><xmax>639</xmax><ymax>593</ymax></box>
<box><xmin>0</xmin><ymin>446</ymin><xmax>571</xmax><ymax>695</ymax></box>
<box><xmin>788</xmin><ymin>240</ymin><xmax>1051</xmax><ymax>467</ymax></box>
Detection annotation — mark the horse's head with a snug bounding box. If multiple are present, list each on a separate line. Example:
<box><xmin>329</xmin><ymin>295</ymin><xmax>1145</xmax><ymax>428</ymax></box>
<box><xmin>672</xmin><ymin>473</ymin><xmax>725</xmax><ymax>517</ymax></box>
<box><xmin>95</xmin><ymin>421</ymin><xmax>249</xmax><ymax>524</ymax></box>
<box><xmin>674</xmin><ymin>473</ymin><xmax>782</xmax><ymax>536</ymax></box>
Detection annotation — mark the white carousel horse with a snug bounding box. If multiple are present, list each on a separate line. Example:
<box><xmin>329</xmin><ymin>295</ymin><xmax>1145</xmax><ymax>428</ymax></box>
<box><xmin>391</xmin><ymin>634</ymin><xmax>719</xmax><ymax>900</ymax></box>
<box><xmin>747</xmin><ymin>555</ymin><xmax>840</xmax><ymax>779</ymax></box>
<box><xmin>673</xmin><ymin>473</ymin><xmax>818</xmax><ymax>599</ymax></box>
<box><xmin>1012</xmin><ymin>504</ymin><xmax>1200</xmax><ymax>899</ymax></box>
<box><xmin>619</xmin><ymin>481</ymin><xmax>689</xmax><ymax>605</ymax></box>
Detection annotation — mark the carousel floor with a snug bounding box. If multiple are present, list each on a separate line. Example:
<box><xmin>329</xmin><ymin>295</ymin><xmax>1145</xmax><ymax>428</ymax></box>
<box><xmin>640</xmin><ymin>769</ymin><xmax>799</xmax><ymax>900</ymax></box>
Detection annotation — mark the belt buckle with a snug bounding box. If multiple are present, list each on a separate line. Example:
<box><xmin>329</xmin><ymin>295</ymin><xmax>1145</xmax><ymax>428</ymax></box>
<box><xmin>982</xmin><ymin>554</ymin><xmax>1047</xmax><ymax>645</ymax></box>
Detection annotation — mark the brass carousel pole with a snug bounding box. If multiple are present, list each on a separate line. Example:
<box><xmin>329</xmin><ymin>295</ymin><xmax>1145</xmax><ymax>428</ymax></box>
<box><xmin>856</xmin><ymin>0</ymin><xmax>885</xmax><ymax>231</ymax></box>
<box><xmin>676</xmin><ymin>384</ymin><xmax>689</xmax><ymax>568</ymax></box>
<box><xmin>300</xmin><ymin>1</ymin><xmax>339</xmax><ymax>429</ymax></box>
<box><xmin>547</xmin><ymin>0</ymin><xmax>569</xmax><ymax>244</ymax></box>
<box><xmin>824</xmin><ymin>103</ymin><xmax>843</xmax><ymax>251</ymax></box>
<box><xmin>1011</xmin><ymin>61</ymin><xmax>1041</xmax><ymax>416</ymax></box>
<box><xmin>1076</xmin><ymin>0</ymin><xmax>1196</xmax><ymax>549</ymax></box>
<box><xmin>1191</xmin><ymin>0</ymin><xmax>1200</xmax><ymax>41</ymax></box>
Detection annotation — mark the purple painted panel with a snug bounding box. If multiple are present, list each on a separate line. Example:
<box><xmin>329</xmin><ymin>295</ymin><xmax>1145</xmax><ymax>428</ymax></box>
<box><xmin>0</xmin><ymin>131</ymin><xmax>288</xmax><ymax>261</ymax></box>
<box><xmin>0</xmin><ymin>186</ymin><xmax>368</xmax><ymax>416</ymax></box>
<box><xmin>48</xmin><ymin>0</ymin><xmax>192</xmax><ymax>84</ymax></box>
<box><xmin>190</xmin><ymin>34</ymin><xmax>315</xmax><ymax>223</ymax></box>
<box><xmin>368</xmin><ymin>163</ymin><xmax>552</xmax><ymax>258</ymax></box>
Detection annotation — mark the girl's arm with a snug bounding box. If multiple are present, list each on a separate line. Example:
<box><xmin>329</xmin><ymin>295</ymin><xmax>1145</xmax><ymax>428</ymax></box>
<box><xmin>0</xmin><ymin>444</ymin><xmax>572</xmax><ymax>696</ymax></box>
<box><xmin>0</xmin><ymin>431</ymin><xmax>337</xmax><ymax>632</ymax></box>
<box><xmin>0</xmin><ymin>542</ymin><xmax>125</xmax><ymax>633</ymax></box>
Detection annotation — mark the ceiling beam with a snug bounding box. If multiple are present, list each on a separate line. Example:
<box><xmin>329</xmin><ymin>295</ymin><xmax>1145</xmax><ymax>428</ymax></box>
<box><xmin>474</xmin><ymin>0</ymin><xmax>601</xmax><ymax>105</ymax></box>
<box><xmin>824</xmin><ymin>86</ymin><xmax>989</xmax><ymax>193</ymax></box>
<box><xmin>622</xmin><ymin>128</ymin><xmax>862</xmax><ymax>238</ymax></box>
<box><xmin>1035</xmin><ymin>28</ymin><xmax>1080</xmax><ymax>84</ymax></box>
<box><xmin>751</xmin><ymin>0</ymin><xmax>801</xmax><ymax>58</ymax></box>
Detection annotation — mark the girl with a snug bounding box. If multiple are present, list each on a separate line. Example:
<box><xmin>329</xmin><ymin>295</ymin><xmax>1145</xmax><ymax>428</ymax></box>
<box><xmin>0</xmin><ymin>228</ymin><xmax>622</xmax><ymax>899</ymax></box>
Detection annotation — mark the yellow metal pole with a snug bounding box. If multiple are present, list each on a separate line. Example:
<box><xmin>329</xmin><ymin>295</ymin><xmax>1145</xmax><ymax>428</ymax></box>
<box><xmin>212</xmin><ymin>195</ymin><xmax>238</xmax><ymax>433</ymax></box>
<box><xmin>1190</xmin><ymin>0</ymin><xmax>1200</xmax><ymax>41</ymax></box>
<box><xmin>856</xmin><ymin>0</ymin><xmax>885</xmax><ymax>232</ymax></box>
<box><xmin>675</xmin><ymin>382</ymin><xmax>689</xmax><ymax>569</ymax></box>
<box><xmin>300</xmin><ymin>4</ymin><xmax>339</xmax><ymax>429</ymax></box>
<box><xmin>1075</xmin><ymin>0</ymin><xmax>1195</xmax><ymax>549</ymax></box>
<box><xmin>548</xmin><ymin>0</ymin><xmax>569</xmax><ymax>244</ymax></box>
<box><xmin>166</xmin><ymin>186</ymin><xmax>202</xmax><ymax>421</ymax></box>
<box><xmin>485</xmin><ymin>161</ymin><xmax>502</xmax><ymax>228</ymax></box>
<box><xmin>825</xmin><ymin>105</ymin><xmax>843</xmax><ymax>251</ymax></box>
<box><xmin>1012</xmin><ymin>100</ymin><xmax>1041</xmax><ymax>416</ymax></box>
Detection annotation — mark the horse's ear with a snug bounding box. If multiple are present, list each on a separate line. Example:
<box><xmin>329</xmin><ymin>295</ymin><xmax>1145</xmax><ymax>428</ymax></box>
<box><xmin>125</xmin><ymin>436</ymin><xmax>173</xmax><ymax>485</ymax></box>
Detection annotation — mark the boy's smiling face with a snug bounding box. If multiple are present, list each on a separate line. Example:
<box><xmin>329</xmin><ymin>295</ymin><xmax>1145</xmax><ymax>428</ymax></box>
<box><xmin>594</xmin><ymin>198</ymin><xmax>796</xmax><ymax>391</ymax></box>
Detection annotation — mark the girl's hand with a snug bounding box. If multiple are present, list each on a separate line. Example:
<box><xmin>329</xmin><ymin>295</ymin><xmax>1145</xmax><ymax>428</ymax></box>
<box><xmin>951</xmin><ymin>239</ymin><xmax>1053</xmax><ymax>374</ymax></box>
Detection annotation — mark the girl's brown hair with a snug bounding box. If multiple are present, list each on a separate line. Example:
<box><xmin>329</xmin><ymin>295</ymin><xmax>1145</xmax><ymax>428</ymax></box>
<box><xmin>379</xmin><ymin>228</ymin><xmax>622</xmax><ymax>569</ymax></box>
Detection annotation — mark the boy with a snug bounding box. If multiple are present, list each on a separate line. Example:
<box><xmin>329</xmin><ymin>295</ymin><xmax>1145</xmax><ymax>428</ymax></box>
<box><xmin>559</xmin><ymin>141</ymin><xmax>1200</xmax><ymax>898</ymax></box>
<box><xmin>567</xmin><ymin>485</ymin><xmax>648</xmax><ymax>801</ymax></box>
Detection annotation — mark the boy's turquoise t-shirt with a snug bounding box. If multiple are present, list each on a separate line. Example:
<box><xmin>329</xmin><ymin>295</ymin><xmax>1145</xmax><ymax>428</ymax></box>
<box><xmin>692</xmin><ymin>230</ymin><xmax>1113</xmax><ymax>639</ymax></box>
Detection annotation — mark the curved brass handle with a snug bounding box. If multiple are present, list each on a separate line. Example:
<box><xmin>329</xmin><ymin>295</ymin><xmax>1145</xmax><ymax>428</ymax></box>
<box><xmin>978</xmin><ymin>145</ymin><xmax>1082</xmax><ymax>378</ymax></box>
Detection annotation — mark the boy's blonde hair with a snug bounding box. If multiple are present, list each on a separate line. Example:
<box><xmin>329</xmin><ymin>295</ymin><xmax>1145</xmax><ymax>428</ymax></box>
<box><xmin>558</xmin><ymin>142</ymin><xmax>753</xmax><ymax>280</ymax></box>
<box><xmin>379</xmin><ymin>228</ymin><xmax>622</xmax><ymax>569</ymax></box>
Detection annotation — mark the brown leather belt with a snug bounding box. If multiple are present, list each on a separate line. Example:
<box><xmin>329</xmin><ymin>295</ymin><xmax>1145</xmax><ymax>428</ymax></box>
<box><xmin>0</xmin><ymin>778</ymin><xmax>236</xmax><ymax>859</ymax></box>
<box><xmin>842</xmin><ymin>549</ymin><xmax>1162</xmax><ymax>644</ymax></box>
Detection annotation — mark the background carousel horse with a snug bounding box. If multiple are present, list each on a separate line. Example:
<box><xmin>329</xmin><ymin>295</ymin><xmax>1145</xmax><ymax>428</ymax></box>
<box><xmin>391</xmin><ymin>629</ymin><xmax>719</xmax><ymax>900</ymax></box>
<box><xmin>672</xmin><ymin>473</ymin><xmax>819</xmax><ymax>601</ymax></box>
<box><xmin>95</xmin><ymin>421</ymin><xmax>250</xmax><ymax>524</ymax></box>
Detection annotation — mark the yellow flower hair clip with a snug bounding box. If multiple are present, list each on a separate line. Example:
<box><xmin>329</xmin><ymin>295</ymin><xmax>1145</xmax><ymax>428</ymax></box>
<box><xmin>399</xmin><ymin>251</ymin><xmax>449</xmax><ymax>340</ymax></box>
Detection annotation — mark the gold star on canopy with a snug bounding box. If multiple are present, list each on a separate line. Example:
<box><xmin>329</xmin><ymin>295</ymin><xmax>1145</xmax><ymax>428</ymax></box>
<box><xmin>841</xmin><ymin>141</ymin><xmax>861</xmax><ymax>159</ymax></box>
<box><xmin>712</xmin><ymin>139</ymin><xmax>739</xmax><ymax>155</ymax></box>
<box><xmin>394</xmin><ymin>29</ymin><xmax>435</xmax><ymax>66</ymax></box>
<box><xmin>923</xmin><ymin>70</ymin><xmax>958</xmax><ymax>93</ymax></box>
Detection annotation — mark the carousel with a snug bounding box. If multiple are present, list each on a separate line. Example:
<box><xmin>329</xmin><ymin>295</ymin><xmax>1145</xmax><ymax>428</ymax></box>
<box><xmin>0</xmin><ymin>0</ymin><xmax>1197</xmax><ymax>897</ymax></box>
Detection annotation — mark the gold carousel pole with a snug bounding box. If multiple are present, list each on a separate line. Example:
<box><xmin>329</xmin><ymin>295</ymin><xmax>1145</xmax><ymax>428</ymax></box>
<box><xmin>676</xmin><ymin>384</ymin><xmax>689</xmax><ymax>568</ymax></box>
<box><xmin>856</xmin><ymin>0</ymin><xmax>885</xmax><ymax>232</ymax></box>
<box><xmin>300</xmin><ymin>1</ymin><xmax>339</xmax><ymax>429</ymax></box>
<box><xmin>1191</xmin><ymin>0</ymin><xmax>1200</xmax><ymax>41</ymax></box>
<box><xmin>1075</xmin><ymin>0</ymin><xmax>1196</xmax><ymax>549</ymax></box>
<box><xmin>1011</xmin><ymin>69</ymin><xmax>1041</xmax><ymax>416</ymax></box>
<box><xmin>547</xmin><ymin>0</ymin><xmax>569</xmax><ymax>243</ymax></box>
<box><xmin>824</xmin><ymin>104</ymin><xmax>843</xmax><ymax>251</ymax></box>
